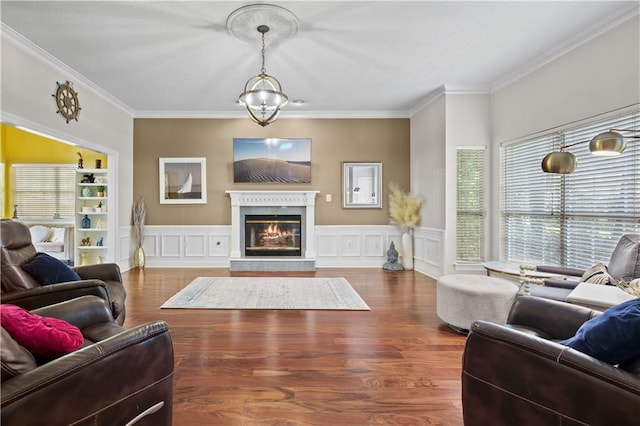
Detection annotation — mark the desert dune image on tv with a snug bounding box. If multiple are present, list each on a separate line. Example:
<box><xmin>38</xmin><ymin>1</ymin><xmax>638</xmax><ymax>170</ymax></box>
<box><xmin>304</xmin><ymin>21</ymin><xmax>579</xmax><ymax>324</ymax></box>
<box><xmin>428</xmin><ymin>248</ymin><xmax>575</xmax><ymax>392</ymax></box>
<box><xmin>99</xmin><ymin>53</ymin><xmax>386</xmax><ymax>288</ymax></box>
<box><xmin>233</xmin><ymin>138</ymin><xmax>311</xmax><ymax>183</ymax></box>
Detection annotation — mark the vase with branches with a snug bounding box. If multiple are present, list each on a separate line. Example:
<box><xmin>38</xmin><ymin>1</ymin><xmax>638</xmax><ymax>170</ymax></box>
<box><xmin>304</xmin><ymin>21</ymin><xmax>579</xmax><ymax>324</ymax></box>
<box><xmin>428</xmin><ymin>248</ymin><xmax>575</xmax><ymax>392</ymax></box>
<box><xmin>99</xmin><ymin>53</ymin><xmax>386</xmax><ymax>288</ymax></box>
<box><xmin>132</xmin><ymin>196</ymin><xmax>146</xmax><ymax>269</ymax></box>
<box><xmin>388</xmin><ymin>183</ymin><xmax>422</xmax><ymax>269</ymax></box>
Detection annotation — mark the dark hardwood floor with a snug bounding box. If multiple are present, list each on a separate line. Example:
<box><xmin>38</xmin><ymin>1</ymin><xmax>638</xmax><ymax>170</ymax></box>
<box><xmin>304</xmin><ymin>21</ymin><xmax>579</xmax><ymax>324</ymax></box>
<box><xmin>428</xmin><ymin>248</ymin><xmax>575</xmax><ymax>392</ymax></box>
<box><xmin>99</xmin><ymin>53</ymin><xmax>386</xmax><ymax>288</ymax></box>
<box><xmin>122</xmin><ymin>268</ymin><xmax>466</xmax><ymax>425</ymax></box>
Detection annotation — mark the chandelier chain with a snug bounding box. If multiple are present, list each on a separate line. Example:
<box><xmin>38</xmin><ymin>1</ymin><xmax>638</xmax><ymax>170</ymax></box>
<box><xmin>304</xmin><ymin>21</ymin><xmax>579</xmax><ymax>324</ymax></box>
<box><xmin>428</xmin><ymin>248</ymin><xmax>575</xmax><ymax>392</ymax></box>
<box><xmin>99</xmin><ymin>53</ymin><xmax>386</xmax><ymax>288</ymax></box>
<box><xmin>260</xmin><ymin>31</ymin><xmax>266</xmax><ymax>74</ymax></box>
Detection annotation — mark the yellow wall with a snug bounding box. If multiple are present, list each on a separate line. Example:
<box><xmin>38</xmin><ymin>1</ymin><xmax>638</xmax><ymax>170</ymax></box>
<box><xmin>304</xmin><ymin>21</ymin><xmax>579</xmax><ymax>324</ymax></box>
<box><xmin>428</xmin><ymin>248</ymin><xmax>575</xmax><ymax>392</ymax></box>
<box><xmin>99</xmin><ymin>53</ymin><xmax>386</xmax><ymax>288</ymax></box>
<box><xmin>1</xmin><ymin>124</ymin><xmax>107</xmax><ymax>217</ymax></box>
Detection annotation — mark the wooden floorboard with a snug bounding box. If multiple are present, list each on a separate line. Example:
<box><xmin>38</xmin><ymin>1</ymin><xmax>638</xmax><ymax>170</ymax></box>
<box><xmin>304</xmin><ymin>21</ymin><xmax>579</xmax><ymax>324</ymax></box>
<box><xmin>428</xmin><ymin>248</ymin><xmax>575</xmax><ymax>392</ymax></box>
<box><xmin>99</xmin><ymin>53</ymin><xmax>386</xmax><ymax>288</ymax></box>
<box><xmin>122</xmin><ymin>268</ymin><xmax>466</xmax><ymax>425</ymax></box>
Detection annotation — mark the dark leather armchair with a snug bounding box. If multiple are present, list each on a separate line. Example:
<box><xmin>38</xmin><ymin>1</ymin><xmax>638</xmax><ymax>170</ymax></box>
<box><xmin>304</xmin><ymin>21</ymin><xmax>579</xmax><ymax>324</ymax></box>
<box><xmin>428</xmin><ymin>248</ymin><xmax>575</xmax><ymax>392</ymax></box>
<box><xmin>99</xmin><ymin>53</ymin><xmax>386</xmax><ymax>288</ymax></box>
<box><xmin>0</xmin><ymin>219</ymin><xmax>126</xmax><ymax>324</ymax></box>
<box><xmin>462</xmin><ymin>296</ymin><xmax>640</xmax><ymax>425</ymax></box>
<box><xmin>522</xmin><ymin>233</ymin><xmax>640</xmax><ymax>301</ymax></box>
<box><xmin>1</xmin><ymin>295</ymin><xmax>173</xmax><ymax>425</ymax></box>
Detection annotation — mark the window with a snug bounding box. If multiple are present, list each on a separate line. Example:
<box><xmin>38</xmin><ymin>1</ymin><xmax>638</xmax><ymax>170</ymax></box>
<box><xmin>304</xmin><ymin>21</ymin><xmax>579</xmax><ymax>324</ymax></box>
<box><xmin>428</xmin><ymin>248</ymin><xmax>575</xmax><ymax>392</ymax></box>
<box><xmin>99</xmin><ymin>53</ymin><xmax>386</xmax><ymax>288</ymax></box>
<box><xmin>457</xmin><ymin>147</ymin><xmax>486</xmax><ymax>262</ymax></box>
<box><xmin>12</xmin><ymin>164</ymin><xmax>76</xmax><ymax>218</ymax></box>
<box><xmin>501</xmin><ymin>112</ymin><xmax>640</xmax><ymax>269</ymax></box>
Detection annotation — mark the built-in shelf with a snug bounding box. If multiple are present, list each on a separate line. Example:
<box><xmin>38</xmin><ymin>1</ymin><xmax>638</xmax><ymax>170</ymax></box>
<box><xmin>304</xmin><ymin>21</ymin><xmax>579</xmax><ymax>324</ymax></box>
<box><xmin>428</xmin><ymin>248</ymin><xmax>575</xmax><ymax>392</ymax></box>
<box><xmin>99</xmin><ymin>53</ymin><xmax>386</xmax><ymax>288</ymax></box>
<box><xmin>76</xmin><ymin>169</ymin><xmax>109</xmax><ymax>265</ymax></box>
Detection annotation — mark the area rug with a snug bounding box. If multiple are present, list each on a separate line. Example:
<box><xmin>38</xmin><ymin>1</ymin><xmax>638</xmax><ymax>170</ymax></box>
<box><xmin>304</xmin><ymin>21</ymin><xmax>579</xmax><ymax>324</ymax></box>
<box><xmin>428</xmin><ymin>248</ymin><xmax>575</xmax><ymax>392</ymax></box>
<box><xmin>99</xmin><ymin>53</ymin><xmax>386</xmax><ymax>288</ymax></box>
<box><xmin>160</xmin><ymin>277</ymin><xmax>370</xmax><ymax>310</ymax></box>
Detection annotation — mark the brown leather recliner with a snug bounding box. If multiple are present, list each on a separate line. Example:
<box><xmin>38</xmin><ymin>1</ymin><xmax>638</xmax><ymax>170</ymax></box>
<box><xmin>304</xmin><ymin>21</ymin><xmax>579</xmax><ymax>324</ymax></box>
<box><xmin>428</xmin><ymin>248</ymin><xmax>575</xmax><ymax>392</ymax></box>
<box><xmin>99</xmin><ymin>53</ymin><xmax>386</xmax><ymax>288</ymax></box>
<box><xmin>1</xmin><ymin>295</ymin><xmax>173</xmax><ymax>425</ymax></box>
<box><xmin>462</xmin><ymin>296</ymin><xmax>640</xmax><ymax>425</ymax></box>
<box><xmin>0</xmin><ymin>219</ymin><xmax>126</xmax><ymax>324</ymax></box>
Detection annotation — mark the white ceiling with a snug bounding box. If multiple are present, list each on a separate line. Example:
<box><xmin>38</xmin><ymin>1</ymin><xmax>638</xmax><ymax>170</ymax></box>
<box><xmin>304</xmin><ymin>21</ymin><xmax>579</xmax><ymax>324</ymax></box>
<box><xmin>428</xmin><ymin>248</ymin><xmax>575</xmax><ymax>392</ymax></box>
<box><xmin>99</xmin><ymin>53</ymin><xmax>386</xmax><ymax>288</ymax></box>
<box><xmin>1</xmin><ymin>1</ymin><xmax>638</xmax><ymax>118</ymax></box>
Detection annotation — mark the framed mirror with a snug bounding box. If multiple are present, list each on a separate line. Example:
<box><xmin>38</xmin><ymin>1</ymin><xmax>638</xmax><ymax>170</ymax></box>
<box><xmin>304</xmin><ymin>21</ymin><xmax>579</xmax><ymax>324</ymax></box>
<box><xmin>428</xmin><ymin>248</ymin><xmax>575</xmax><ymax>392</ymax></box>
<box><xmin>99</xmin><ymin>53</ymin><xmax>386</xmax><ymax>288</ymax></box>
<box><xmin>342</xmin><ymin>162</ymin><xmax>382</xmax><ymax>209</ymax></box>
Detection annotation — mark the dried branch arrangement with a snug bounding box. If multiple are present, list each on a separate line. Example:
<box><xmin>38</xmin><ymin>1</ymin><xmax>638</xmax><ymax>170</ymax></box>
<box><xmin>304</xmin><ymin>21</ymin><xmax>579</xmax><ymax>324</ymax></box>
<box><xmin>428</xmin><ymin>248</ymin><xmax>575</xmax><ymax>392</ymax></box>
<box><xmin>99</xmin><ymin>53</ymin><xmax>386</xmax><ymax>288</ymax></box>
<box><xmin>132</xmin><ymin>196</ymin><xmax>146</xmax><ymax>249</ymax></box>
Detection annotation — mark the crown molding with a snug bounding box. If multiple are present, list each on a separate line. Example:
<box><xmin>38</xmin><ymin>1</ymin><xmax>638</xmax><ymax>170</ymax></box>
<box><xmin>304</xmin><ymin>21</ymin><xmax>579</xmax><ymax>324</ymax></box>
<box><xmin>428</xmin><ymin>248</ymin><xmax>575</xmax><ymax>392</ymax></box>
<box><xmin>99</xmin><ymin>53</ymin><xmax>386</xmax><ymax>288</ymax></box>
<box><xmin>1</xmin><ymin>23</ymin><xmax>135</xmax><ymax>117</ymax></box>
<box><xmin>134</xmin><ymin>110</ymin><xmax>410</xmax><ymax>119</ymax></box>
<box><xmin>409</xmin><ymin>84</ymin><xmax>491</xmax><ymax>117</ymax></box>
<box><xmin>491</xmin><ymin>3</ymin><xmax>640</xmax><ymax>92</ymax></box>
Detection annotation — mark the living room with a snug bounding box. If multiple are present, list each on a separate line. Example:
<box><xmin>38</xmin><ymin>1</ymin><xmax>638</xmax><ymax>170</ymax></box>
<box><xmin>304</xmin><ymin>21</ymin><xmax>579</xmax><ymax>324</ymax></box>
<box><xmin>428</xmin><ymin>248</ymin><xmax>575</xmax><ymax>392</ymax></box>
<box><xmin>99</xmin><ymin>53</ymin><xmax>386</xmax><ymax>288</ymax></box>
<box><xmin>1</xmin><ymin>2</ymin><xmax>639</xmax><ymax>424</ymax></box>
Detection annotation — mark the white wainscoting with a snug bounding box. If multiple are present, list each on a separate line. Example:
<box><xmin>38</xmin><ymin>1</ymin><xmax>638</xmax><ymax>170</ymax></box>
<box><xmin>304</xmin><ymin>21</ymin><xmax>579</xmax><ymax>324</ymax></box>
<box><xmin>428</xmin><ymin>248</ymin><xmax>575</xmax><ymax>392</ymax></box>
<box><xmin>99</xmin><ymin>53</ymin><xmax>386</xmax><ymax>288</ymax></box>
<box><xmin>413</xmin><ymin>227</ymin><xmax>445</xmax><ymax>279</ymax></box>
<box><xmin>315</xmin><ymin>225</ymin><xmax>403</xmax><ymax>268</ymax></box>
<box><xmin>118</xmin><ymin>225</ymin><xmax>444</xmax><ymax>274</ymax></box>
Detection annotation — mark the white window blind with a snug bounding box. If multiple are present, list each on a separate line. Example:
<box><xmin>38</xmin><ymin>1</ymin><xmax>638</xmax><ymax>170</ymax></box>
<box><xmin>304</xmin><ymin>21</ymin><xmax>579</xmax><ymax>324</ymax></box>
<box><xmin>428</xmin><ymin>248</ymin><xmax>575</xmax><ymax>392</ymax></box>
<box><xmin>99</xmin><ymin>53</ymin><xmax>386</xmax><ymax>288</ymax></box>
<box><xmin>502</xmin><ymin>112</ymin><xmax>640</xmax><ymax>269</ymax></box>
<box><xmin>12</xmin><ymin>164</ymin><xmax>76</xmax><ymax>218</ymax></box>
<box><xmin>457</xmin><ymin>147</ymin><xmax>486</xmax><ymax>262</ymax></box>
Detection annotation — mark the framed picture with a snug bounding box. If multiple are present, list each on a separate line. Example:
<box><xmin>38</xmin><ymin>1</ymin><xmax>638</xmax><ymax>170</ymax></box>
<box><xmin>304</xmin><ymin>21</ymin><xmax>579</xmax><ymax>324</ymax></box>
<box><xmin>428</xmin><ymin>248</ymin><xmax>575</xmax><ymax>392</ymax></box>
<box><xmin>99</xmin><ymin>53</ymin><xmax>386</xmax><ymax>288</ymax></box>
<box><xmin>342</xmin><ymin>161</ymin><xmax>382</xmax><ymax>209</ymax></box>
<box><xmin>233</xmin><ymin>138</ymin><xmax>311</xmax><ymax>183</ymax></box>
<box><xmin>159</xmin><ymin>157</ymin><xmax>207</xmax><ymax>204</ymax></box>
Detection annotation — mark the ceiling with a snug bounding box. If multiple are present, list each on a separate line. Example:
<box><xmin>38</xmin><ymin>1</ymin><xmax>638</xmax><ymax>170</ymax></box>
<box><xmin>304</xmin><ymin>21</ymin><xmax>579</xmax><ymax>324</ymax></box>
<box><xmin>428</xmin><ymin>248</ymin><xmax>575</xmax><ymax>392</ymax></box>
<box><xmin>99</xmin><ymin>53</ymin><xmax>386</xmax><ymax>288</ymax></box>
<box><xmin>1</xmin><ymin>1</ymin><xmax>638</xmax><ymax>118</ymax></box>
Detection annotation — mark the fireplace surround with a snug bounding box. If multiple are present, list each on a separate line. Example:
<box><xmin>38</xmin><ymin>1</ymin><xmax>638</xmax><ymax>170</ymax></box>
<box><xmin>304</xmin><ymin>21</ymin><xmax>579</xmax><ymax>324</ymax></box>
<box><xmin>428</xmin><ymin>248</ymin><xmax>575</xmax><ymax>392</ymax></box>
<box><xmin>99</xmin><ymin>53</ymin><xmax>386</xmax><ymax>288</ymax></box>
<box><xmin>226</xmin><ymin>190</ymin><xmax>319</xmax><ymax>271</ymax></box>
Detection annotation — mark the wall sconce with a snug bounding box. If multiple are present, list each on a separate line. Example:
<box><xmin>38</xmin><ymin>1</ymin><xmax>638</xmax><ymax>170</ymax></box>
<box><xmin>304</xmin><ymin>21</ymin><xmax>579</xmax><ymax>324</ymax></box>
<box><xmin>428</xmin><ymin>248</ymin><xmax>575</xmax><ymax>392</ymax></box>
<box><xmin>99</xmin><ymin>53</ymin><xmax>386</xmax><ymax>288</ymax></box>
<box><xmin>541</xmin><ymin>128</ymin><xmax>639</xmax><ymax>173</ymax></box>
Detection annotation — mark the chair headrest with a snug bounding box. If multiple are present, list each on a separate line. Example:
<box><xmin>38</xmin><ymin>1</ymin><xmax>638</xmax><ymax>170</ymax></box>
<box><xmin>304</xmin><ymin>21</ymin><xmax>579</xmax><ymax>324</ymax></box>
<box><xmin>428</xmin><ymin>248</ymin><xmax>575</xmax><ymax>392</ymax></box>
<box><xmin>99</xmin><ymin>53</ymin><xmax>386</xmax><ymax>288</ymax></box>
<box><xmin>608</xmin><ymin>234</ymin><xmax>640</xmax><ymax>282</ymax></box>
<box><xmin>0</xmin><ymin>219</ymin><xmax>33</xmax><ymax>249</ymax></box>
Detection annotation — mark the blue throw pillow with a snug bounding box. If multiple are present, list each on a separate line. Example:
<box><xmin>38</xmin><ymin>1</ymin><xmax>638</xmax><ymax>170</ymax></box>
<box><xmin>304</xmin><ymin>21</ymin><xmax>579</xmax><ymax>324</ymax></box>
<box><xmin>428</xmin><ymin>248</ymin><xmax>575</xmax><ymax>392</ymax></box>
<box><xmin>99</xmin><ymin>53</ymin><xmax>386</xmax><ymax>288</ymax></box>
<box><xmin>560</xmin><ymin>298</ymin><xmax>640</xmax><ymax>365</ymax></box>
<box><xmin>21</xmin><ymin>253</ymin><xmax>81</xmax><ymax>285</ymax></box>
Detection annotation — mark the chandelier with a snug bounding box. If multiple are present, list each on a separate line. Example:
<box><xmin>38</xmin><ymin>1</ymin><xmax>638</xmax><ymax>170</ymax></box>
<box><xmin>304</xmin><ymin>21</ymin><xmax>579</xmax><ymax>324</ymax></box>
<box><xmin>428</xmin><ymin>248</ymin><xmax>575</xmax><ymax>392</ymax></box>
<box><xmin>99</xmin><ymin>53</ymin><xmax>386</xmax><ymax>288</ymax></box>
<box><xmin>227</xmin><ymin>4</ymin><xmax>298</xmax><ymax>127</ymax></box>
<box><xmin>238</xmin><ymin>25</ymin><xmax>288</xmax><ymax>127</ymax></box>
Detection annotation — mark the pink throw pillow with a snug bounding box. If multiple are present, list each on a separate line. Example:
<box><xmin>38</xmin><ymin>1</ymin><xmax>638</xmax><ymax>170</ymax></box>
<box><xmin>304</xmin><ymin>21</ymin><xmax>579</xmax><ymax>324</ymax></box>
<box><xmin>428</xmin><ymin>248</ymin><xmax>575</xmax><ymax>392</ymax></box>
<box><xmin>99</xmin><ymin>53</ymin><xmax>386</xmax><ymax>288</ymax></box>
<box><xmin>0</xmin><ymin>304</ymin><xmax>84</xmax><ymax>358</ymax></box>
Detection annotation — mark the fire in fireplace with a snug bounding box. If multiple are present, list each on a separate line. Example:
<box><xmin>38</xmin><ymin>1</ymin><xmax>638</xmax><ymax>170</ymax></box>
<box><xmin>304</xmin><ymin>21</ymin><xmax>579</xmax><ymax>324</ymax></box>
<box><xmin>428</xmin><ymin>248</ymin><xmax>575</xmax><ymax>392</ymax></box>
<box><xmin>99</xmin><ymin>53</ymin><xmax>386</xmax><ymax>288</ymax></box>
<box><xmin>244</xmin><ymin>214</ymin><xmax>302</xmax><ymax>257</ymax></box>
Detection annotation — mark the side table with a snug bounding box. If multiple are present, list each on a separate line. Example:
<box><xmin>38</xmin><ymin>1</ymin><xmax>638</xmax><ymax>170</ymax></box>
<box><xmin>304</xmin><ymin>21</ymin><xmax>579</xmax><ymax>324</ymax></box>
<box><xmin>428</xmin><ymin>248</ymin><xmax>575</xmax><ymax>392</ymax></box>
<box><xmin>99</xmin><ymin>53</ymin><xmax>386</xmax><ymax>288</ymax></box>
<box><xmin>483</xmin><ymin>261</ymin><xmax>561</xmax><ymax>280</ymax></box>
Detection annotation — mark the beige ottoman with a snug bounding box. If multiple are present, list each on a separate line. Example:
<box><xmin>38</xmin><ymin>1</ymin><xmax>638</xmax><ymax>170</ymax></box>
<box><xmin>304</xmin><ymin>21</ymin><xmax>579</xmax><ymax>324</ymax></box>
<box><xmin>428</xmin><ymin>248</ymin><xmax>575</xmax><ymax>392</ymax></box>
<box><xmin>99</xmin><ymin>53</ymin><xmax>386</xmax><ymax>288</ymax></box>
<box><xmin>436</xmin><ymin>274</ymin><xmax>518</xmax><ymax>332</ymax></box>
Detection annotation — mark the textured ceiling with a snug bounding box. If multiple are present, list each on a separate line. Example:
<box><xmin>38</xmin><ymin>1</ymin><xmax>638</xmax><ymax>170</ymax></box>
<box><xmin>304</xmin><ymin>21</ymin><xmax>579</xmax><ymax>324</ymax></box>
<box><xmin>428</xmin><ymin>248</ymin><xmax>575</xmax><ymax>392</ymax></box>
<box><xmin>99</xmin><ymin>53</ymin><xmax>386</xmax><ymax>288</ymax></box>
<box><xmin>1</xmin><ymin>1</ymin><xmax>638</xmax><ymax>118</ymax></box>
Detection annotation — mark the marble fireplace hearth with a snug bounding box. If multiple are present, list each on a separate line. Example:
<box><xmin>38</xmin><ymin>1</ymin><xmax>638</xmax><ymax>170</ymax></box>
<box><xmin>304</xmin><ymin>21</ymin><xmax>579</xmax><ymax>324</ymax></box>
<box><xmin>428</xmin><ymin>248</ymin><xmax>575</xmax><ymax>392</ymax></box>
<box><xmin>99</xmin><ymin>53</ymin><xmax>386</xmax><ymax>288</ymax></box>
<box><xmin>226</xmin><ymin>190</ymin><xmax>319</xmax><ymax>271</ymax></box>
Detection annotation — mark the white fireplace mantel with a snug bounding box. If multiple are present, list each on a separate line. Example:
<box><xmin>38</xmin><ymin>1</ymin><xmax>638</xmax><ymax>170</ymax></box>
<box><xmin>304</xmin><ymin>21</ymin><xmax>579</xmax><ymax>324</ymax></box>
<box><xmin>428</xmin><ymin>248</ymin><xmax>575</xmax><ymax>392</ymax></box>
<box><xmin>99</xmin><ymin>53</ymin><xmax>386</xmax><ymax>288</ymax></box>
<box><xmin>225</xmin><ymin>190</ymin><xmax>319</xmax><ymax>259</ymax></box>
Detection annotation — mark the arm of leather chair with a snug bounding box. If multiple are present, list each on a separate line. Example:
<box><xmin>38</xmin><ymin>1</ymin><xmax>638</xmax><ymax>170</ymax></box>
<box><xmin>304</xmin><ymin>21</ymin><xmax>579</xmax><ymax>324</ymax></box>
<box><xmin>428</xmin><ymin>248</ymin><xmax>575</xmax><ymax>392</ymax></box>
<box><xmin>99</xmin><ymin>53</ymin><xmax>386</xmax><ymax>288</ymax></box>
<box><xmin>535</xmin><ymin>265</ymin><xmax>585</xmax><ymax>277</ymax></box>
<box><xmin>73</xmin><ymin>263</ymin><xmax>123</xmax><ymax>283</ymax></box>
<box><xmin>0</xmin><ymin>280</ymin><xmax>111</xmax><ymax>312</ymax></box>
<box><xmin>506</xmin><ymin>295</ymin><xmax>600</xmax><ymax>340</ymax></box>
<box><xmin>31</xmin><ymin>295</ymin><xmax>124</xmax><ymax>342</ymax></box>
<box><xmin>541</xmin><ymin>278</ymin><xmax>580</xmax><ymax>289</ymax></box>
<box><xmin>462</xmin><ymin>320</ymin><xmax>640</xmax><ymax>426</ymax></box>
<box><xmin>31</xmin><ymin>295</ymin><xmax>114</xmax><ymax>329</ymax></box>
<box><xmin>69</xmin><ymin>264</ymin><xmax>125</xmax><ymax>324</ymax></box>
<box><xmin>1</xmin><ymin>321</ymin><xmax>174</xmax><ymax>426</ymax></box>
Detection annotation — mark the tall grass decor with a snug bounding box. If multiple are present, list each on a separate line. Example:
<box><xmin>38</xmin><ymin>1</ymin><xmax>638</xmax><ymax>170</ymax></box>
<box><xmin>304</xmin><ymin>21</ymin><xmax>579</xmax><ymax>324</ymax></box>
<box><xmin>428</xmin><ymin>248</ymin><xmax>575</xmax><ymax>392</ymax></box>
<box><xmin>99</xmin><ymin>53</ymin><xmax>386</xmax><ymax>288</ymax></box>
<box><xmin>388</xmin><ymin>183</ymin><xmax>422</xmax><ymax>269</ymax></box>
<box><xmin>388</xmin><ymin>183</ymin><xmax>422</xmax><ymax>233</ymax></box>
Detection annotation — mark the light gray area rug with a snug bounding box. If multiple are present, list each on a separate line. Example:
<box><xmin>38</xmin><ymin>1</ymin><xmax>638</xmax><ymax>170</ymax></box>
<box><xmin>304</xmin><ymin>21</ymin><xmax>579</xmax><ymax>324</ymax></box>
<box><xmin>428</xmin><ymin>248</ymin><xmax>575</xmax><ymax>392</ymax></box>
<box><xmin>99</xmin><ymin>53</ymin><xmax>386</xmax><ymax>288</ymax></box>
<box><xmin>160</xmin><ymin>277</ymin><xmax>370</xmax><ymax>310</ymax></box>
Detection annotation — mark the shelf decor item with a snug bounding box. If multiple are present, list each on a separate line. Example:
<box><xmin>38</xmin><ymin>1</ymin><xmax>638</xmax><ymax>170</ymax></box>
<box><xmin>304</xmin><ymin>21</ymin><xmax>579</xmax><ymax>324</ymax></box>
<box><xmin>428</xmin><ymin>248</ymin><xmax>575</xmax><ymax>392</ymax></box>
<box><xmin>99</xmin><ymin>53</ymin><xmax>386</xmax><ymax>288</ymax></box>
<box><xmin>132</xmin><ymin>196</ymin><xmax>146</xmax><ymax>269</ymax></box>
<box><xmin>82</xmin><ymin>186</ymin><xmax>93</xmax><ymax>197</ymax></box>
<box><xmin>388</xmin><ymin>183</ymin><xmax>422</xmax><ymax>270</ymax></box>
<box><xmin>81</xmin><ymin>215</ymin><xmax>91</xmax><ymax>229</ymax></box>
<box><xmin>96</xmin><ymin>186</ymin><xmax>106</xmax><ymax>197</ymax></box>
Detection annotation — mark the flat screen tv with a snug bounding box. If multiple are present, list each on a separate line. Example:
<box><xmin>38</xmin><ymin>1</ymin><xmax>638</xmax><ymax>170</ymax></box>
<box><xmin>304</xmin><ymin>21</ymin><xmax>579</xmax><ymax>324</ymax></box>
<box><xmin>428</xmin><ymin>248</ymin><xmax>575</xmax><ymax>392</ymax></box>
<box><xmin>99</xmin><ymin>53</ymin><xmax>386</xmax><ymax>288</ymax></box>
<box><xmin>233</xmin><ymin>138</ymin><xmax>311</xmax><ymax>183</ymax></box>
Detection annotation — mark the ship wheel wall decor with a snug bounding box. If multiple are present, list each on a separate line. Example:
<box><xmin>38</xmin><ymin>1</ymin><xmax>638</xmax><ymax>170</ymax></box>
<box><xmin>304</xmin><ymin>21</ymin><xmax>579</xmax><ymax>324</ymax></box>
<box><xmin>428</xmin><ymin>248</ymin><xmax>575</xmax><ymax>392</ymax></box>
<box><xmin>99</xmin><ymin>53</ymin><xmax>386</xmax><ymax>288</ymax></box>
<box><xmin>53</xmin><ymin>80</ymin><xmax>81</xmax><ymax>123</ymax></box>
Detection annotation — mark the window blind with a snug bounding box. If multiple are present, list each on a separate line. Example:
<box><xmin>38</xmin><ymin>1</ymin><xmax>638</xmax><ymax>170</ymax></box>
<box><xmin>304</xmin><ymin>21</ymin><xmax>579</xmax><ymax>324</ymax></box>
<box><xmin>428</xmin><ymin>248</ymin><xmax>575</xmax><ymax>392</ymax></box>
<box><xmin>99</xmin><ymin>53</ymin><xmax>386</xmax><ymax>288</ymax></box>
<box><xmin>12</xmin><ymin>164</ymin><xmax>76</xmax><ymax>218</ymax></box>
<box><xmin>457</xmin><ymin>147</ymin><xmax>486</xmax><ymax>262</ymax></box>
<box><xmin>502</xmin><ymin>112</ymin><xmax>640</xmax><ymax>269</ymax></box>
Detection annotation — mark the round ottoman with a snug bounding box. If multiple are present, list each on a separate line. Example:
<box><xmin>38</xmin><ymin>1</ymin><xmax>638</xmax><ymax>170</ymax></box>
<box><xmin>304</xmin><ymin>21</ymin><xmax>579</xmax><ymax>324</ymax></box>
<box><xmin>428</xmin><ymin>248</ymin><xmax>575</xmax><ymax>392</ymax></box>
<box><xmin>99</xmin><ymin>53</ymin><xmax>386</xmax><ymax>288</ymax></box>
<box><xmin>436</xmin><ymin>274</ymin><xmax>518</xmax><ymax>332</ymax></box>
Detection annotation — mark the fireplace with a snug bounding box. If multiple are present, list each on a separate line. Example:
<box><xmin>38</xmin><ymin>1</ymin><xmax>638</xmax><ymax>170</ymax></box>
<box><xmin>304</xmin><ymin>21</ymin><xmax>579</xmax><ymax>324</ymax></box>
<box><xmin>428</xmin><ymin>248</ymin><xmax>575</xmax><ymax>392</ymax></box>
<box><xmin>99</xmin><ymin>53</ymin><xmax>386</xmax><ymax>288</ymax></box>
<box><xmin>244</xmin><ymin>214</ymin><xmax>302</xmax><ymax>257</ymax></box>
<box><xmin>226</xmin><ymin>190</ymin><xmax>319</xmax><ymax>271</ymax></box>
